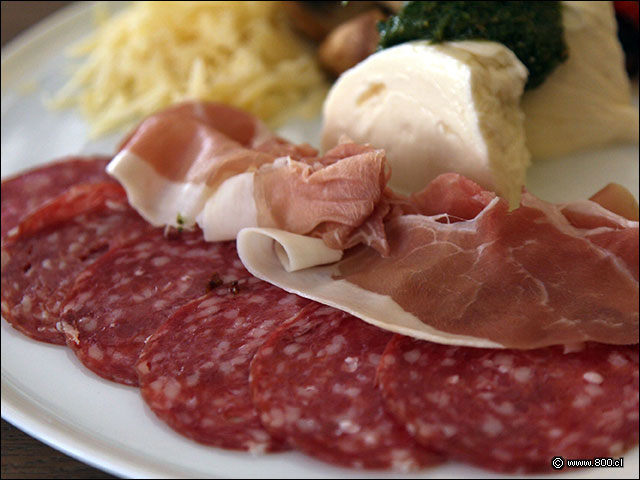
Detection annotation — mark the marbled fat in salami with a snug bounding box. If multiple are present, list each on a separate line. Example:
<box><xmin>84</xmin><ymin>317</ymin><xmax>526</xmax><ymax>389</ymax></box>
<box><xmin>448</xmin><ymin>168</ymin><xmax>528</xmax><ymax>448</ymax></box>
<box><xmin>1</xmin><ymin>156</ymin><xmax>114</xmax><ymax>239</ymax></box>
<box><xmin>377</xmin><ymin>337</ymin><xmax>640</xmax><ymax>473</ymax></box>
<box><xmin>59</xmin><ymin>231</ymin><xmax>250</xmax><ymax>386</ymax></box>
<box><xmin>137</xmin><ymin>278</ymin><xmax>311</xmax><ymax>452</ymax></box>
<box><xmin>1</xmin><ymin>183</ymin><xmax>156</xmax><ymax>344</ymax></box>
<box><xmin>250</xmin><ymin>306</ymin><xmax>442</xmax><ymax>471</ymax></box>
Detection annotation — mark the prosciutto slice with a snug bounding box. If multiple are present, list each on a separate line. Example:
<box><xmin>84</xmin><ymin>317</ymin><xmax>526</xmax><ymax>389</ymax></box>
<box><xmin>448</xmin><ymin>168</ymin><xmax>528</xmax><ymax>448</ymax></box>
<box><xmin>560</xmin><ymin>196</ymin><xmax>639</xmax><ymax>282</ymax></box>
<box><xmin>238</xmin><ymin>174</ymin><xmax>638</xmax><ymax>349</ymax></box>
<box><xmin>108</xmin><ymin>102</ymin><xmax>317</xmax><ymax>229</ymax></box>
<box><xmin>254</xmin><ymin>142</ymin><xmax>391</xmax><ymax>254</ymax></box>
<box><xmin>109</xmin><ymin>102</ymin><xmax>390</xmax><ymax>253</ymax></box>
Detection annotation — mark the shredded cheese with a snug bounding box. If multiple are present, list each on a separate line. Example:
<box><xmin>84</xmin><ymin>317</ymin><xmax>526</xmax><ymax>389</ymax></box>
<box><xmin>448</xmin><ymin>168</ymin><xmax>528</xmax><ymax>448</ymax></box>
<box><xmin>49</xmin><ymin>1</ymin><xmax>328</xmax><ymax>137</ymax></box>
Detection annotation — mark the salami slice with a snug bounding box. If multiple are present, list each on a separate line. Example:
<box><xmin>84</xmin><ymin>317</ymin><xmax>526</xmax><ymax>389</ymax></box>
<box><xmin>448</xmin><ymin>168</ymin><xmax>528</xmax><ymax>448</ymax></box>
<box><xmin>249</xmin><ymin>306</ymin><xmax>443</xmax><ymax>471</ymax></box>
<box><xmin>59</xmin><ymin>231</ymin><xmax>250</xmax><ymax>386</ymax></box>
<box><xmin>137</xmin><ymin>278</ymin><xmax>311</xmax><ymax>452</ymax></box>
<box><xmin>377</xmin><ymin>337</ymin><xmax>640</xmax><ymax>473</ymax></box>
<box><xmin>1</xmin><ymin>183</ymin><xmax>156</xmax><ymax>344</ymax></box>
<box><xmin>1</xmin><ymin>155</ymin><xmax>114</xmax><ymax>239</ymax></box>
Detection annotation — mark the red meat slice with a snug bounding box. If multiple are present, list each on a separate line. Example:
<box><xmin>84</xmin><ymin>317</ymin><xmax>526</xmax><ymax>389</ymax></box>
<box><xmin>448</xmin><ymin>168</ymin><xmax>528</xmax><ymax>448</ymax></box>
<box><xmin>1</xmin><ymin>182</ymin><xmax>156</xmax><ymax>344</ymax></box>
<box><xmin>1</xmin><ymin>156</ymin><xmax>114</xmax><ymax>239</ymax></box>
<box><xmin>250</xmin><ymin>306</ymin><xmax>443</xmax><ymax>471</ymax></box>
<box><xmin>59</xmin><ymin>231</ymin><xmax>250</xmax><ymax>386</ymax></box>
<box><xmin>377</xmin><ymin>336</ymin><xmax>639</xmax><ymax>473</ymax></box>
<box><xmin>137</xmin><ymin>278</ymin><xmax>312</xmax><ymax>452</ymax></box>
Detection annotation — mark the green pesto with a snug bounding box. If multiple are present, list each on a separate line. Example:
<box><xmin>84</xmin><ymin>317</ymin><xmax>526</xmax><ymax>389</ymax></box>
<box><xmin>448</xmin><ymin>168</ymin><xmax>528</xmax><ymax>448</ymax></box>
<box><xmin>378</xmin><ymin>1</ymin><xmax>568</xmax><ymax>89</ymax></box>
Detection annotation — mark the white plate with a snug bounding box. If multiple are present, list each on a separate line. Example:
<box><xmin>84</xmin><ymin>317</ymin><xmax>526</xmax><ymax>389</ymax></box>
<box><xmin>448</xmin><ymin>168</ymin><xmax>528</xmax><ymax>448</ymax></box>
<box><xmin>1</xmin><ymin>2</ymin><xmax>638</xmax><ymax>479</ymax></box>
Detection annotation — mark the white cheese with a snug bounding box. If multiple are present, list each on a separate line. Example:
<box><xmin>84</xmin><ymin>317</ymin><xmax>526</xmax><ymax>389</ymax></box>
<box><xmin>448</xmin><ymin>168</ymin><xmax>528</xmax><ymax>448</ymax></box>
<box><xmin>522</xmin><ymin>1</ymin><xmax>639</xmax><ymax>158</ymax></box>
<box><xmin>322</xmin><ymin>40</ymin><xmax>530</xmax><ymax>208</ymax></box>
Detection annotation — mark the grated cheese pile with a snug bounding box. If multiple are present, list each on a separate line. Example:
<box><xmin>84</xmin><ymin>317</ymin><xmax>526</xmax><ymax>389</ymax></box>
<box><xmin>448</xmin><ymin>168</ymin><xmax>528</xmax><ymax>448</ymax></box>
<box><xmin>49</xmin><ymin>1</ymin><xmax>328</xmax><ymax>137</ymax></box>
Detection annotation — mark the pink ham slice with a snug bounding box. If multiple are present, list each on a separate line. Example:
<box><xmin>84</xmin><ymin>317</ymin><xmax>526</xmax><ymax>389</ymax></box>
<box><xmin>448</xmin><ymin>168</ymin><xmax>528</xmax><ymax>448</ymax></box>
<box><xmin>377</xmin><ymin>337</ymin><xmax>639</xmax><ymax>473</ymax></box>
<box><xmin>403</xmin><ymin>171</ymin><xmax>497</xmax><ymax>220</ymax></box>
<box><xmin>119</xmin><ymin>102</ymin><xmax>282</xmax><ymax>152</ymax></box>
<box><xmin>588</xmin><ymin>183</ymin><xmax>639</xmax><ymax>221</ymax></box>
<box><xmin>1</xmin><ymin>155</ymin><xmax>114</xmax><ymax>239</ymax></box>
<box><xmin>254</xmin><ymin>142</ymin><xmax>392</xmax><ymax>254</ymax></box>
<box><xmin>115</xmin><ymin>102</ymin><xmax>393</xmax><ymax>253</ymax></box>
<box><xmin>560</xmin><ymin>195</ymin><xmax>639</xmax><ymax>282</ymax></box>
<box><xmin>336</xmin><ymin>174</ymin><xmax>638</xmax><ymax>349</ymax></box>
<box><xmin>117</xmin><ymin>102</ymin><xmax>317</xmax><ymax>192</ymax></box>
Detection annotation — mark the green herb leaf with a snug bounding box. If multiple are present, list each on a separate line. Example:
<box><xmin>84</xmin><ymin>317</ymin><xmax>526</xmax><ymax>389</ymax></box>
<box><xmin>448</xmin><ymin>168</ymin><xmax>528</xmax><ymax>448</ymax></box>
<box><xmin>378</xmin><ymin>1</ymin><xmax>568</xmax><ymax>89</ymax></box>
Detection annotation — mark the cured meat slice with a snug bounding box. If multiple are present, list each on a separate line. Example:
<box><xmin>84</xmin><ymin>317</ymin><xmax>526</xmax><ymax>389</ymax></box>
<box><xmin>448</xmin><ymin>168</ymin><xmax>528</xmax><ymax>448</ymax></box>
<box><xmin>377</xmin><ymin>337</ymin><xmax>640</xmax><ymax>473</ymax></box>
<box><xmin>1</xmin><ymin>183</ymin><xmax>156</xmax><ymax>344</ymax></box>
<box><xmin>59</xmin><ymin>231</ymin><xmax>250</xmax><ymax>386</ymax></box>
<box><xmin>250</xmin><ymin>306</ymin><xmax>442</xmax><ymax>471</ymax></box>
<box><xmin>1</xmin><ymin>155</ymin><xmax>114</xmax><ymax>239</ymax></box>
<box><xmin>118</xmin><ymin>102</ymin><xmax>276</xmax><ymax>153</ymax></box>
<box><xmin>253</xmin><ymin>142</ymin><xmax>392</xmax><ymax>254</ymax></box>
<box><xmin>404</xmin><ymin>172</ymin><xmax>496</xmax><ymax>220</ymax></box>
<box><xmin>113</xmin><ymin>102</ymin><xmax>394</xmax><ymax>252</ymax></box>
<box><xmin>109</xmin><ymin>101</ymin><xmax>317</xmax><ymax>231</ymax></box>
<box><xmin>335</xmin><ymin>175</ymin><xmax>639</xmax><ymax>348</ymax></box>
<box><xmin>587</xmin><ymin>183</ymin><xmax>639</xmax><ymax>221</ymax></box>
<box><xmin>117</xmin><ymin>102</ymin><xmax>317</xmax><ymax>178</ymax></box>
<box><xmin>239</xmin><ymin>173</ymin><xmax>637</xmax><ymax>350</ymax></box>
<box><xmin>137</xmin><ymin>278</ymin><xmax>311</xmax><ymax>452</ymax></box>
<box><xmin>560</xmin><ymin>198</ymin><xmax>639</xmax><ymax>281</ymax></box>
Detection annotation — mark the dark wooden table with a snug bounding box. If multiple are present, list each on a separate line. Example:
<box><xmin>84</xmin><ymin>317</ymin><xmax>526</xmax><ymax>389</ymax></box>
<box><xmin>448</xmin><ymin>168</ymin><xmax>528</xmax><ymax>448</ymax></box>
<box><xmin>1</xmin><ymin>5</ymin><xmax>115</xmax><ymax>478</ymax></box>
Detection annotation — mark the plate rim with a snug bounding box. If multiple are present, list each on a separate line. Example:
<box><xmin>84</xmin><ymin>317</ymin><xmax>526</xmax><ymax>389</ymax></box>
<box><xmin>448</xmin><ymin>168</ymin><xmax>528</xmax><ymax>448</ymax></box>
<box><xmin>1</xmin><ymin>375</ymin><xmax>187</xmax><ymax>479</ymax></box>
<box><xmin>1</xmin><ymin>2</ymin><xmax>638</xmax><ymax>479</ymax></box>
<box><xmin>1</xmin><ymin>1</ymin><xmax>92</xmax><ymax>64</ymax></box>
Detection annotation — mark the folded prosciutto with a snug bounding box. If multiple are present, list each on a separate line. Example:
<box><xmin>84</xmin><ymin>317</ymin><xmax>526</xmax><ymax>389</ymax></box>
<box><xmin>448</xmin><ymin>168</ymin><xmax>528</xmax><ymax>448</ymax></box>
<box><xmin>109</xmin><ymin>102</ymin><xmax>392</xmax><ymax>254</ymax></box>
<box><xmin>254</xmin><ymin>142</ymin><xmax>391</xmax><ymax>255</ymax></box>
<box><xmin>109</xmin><ymin>102</ymin><xmax>317</xmax><ymax>230</ymax></box>
<box><xmin>238</xmin><ymin>174</ymin><xmax>639</xmax><ymax>349</ymax></box>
